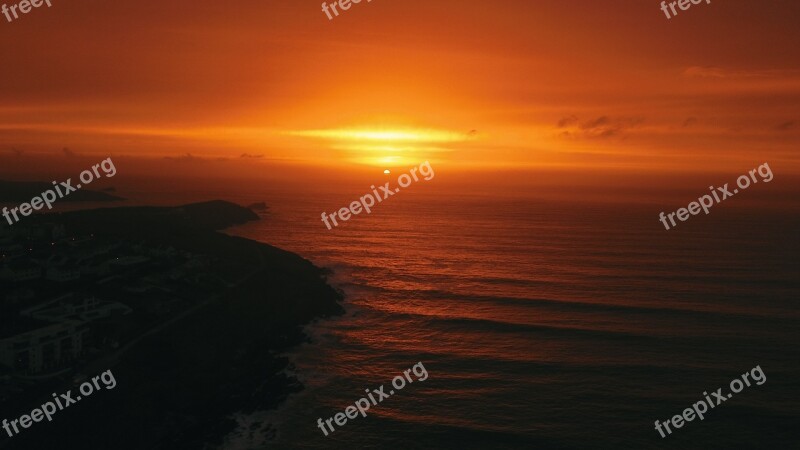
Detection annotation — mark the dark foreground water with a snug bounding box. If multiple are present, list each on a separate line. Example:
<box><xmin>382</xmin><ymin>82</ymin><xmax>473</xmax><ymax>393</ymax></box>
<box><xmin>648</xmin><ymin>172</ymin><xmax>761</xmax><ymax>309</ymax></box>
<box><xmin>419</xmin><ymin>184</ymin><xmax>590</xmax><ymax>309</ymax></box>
<box><xmin>220</xmin><ymin>186</ymin><xmax>799</xmax><ymax>450</ymax></box>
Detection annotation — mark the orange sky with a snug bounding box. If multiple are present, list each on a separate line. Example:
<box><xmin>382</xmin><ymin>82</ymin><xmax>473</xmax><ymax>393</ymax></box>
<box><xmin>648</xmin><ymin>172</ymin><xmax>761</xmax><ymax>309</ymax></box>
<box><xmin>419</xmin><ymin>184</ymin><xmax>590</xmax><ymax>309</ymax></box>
<box><xmin>1</xmin><ymin>0</ymin><xmax>799</xmax><ymax>175</ymax></box>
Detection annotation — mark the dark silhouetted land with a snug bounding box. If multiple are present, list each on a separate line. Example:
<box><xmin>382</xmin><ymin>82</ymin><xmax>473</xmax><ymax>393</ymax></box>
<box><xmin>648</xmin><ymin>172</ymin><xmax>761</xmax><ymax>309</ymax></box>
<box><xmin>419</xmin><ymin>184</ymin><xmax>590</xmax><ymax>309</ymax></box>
<box><xmin>1</xmin><ymin>201</ymin><xmax>343</xmax><ymax>450</ymax></box>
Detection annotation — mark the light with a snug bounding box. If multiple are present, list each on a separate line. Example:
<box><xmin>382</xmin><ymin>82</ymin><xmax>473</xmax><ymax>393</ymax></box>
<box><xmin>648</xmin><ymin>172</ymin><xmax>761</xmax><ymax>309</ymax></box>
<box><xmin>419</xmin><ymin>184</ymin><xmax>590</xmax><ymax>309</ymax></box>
<box><xmin>383</xmin><ymin>169</ymin><xmax>391</xmax><ymax>174</ymax></box>
<box><xmin>289</xmin><ymin>128</ymin><xmax>465</xmax><ymax>143</ymax></box>
<box><xmin>288</xmin><ymin>126</ymin><xmax>469</xmax><ymax>166</ymax></box>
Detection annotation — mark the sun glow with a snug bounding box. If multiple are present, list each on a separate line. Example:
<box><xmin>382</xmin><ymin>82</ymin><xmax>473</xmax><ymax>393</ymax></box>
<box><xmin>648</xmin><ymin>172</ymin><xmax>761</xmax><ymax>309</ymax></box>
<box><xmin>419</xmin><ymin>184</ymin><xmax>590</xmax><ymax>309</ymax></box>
<box><xmin>289</xmin><ymin>128</ymin><xmax>466</xmax><ymax>143</ymax></box>
<box><xmin>287</xmin><ymin>127</ymin><xmax>470</xmax><ymax>167</ymax></box>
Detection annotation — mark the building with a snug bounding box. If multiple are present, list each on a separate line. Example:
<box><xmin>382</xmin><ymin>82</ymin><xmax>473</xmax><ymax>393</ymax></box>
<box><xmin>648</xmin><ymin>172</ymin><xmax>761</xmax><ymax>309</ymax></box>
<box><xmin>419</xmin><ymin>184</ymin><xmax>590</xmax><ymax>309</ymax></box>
<box><xmin>0</xmin><ymin>294</ymin><xmax>131</xmax><ymax>374</ymax></box>
<box><xmin>21</xmin><ymin>294</ymin><xmax>132</xmax><ymax>322</ymax></box>
<box><xmin>0</xmin><ymin>262</ymin><xmax>41</xmax><ymax>282</ymax></box>
<box><xmin>45</xmin><ymin>266</ymin><xmax>81</xmax><ymax>282</ymax></box>
<box><xmin>0</xmin><ymin>318</ymin><xmax>86</xmax><ymax>373</ymax></box>
<box><xmin>2</xmin><ymin>288</ymin><xmax>35</xmax><ymax>308</ymax></box>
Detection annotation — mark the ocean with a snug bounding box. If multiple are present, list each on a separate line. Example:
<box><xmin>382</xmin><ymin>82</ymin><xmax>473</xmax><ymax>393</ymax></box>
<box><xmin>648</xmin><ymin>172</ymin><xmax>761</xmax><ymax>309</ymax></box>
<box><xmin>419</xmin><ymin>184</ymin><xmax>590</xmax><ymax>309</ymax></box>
<box><xmin>208</xmin><ymin>183</ymin><xmax>800</xmax><ymax>449</ymax></box>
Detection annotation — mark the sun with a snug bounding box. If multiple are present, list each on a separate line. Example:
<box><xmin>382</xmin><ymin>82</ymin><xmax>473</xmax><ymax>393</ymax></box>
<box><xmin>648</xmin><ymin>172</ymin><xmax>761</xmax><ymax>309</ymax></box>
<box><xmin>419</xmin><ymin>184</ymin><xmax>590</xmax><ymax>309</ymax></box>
<box><xmin>287</xmin><ymin>127</ymin><xmax>470</xmax><ymax>166</ymax></box>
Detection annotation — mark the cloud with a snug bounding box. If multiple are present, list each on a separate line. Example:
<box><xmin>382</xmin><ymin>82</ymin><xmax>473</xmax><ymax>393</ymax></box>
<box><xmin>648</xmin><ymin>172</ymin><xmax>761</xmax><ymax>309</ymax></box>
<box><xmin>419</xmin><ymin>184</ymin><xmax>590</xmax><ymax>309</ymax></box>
<box><xmin>164</xmin><ymin>153</ymin><xmax>202</xmax><ymax>163</ymax></box>
<box><xmin>682</xmin><ymin>66</ymin><xmax>770</xmax><ymax>79</ymax></box>
<box><xmin>557</xmin><ymin>115</ymin><xmax>578</xmax><ymax>128</ymax></box>
<box><xmin>683</xmin><ymin>117</ymin><xmax>698</xmax><ymax>127</ymax></box>
<box><xmin>162</xmin><ymin>153</ymin><xmax>233</xmax><ymax>163</ymax></box>
<box><xmin>581</xmin><ymin>116</ymin><xmax>610</xmax><ymax>130</ymax></box>
<box><xmin>558</xmin><ymin>116</ymin><xmax>644</xmax><ymax>139</ymax></box>
<box><xmin>62</xmin><ymin>147</ymin><xmax>77</xmax><ymax>158</ymax></box>
<box><xmin>683</xmin><ymin>66</ymin><xmax>800</xmax><ymax>80</ymax></box>
<box><xmin>775</xmin><ymin>121</ymin><xmax>796</xmax><ymax>131</ymax></box>
<box><xmin>240</xmin><ymin>153</ymin><xmax>264</xmax><ymax>159</ymax></box>
<box><xmin>683</xmin><ymin>67</ymin><xmax>734</xmax><ymax>79</ymax></box>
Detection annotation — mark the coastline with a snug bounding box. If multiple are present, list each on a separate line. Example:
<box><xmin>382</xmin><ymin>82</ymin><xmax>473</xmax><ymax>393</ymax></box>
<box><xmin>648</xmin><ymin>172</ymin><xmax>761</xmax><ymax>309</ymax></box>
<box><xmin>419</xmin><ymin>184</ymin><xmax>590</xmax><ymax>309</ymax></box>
<box><xmin>2</xmin><ymin>201</ymin><xmax>344</xmax><ymax>450</ymax></box>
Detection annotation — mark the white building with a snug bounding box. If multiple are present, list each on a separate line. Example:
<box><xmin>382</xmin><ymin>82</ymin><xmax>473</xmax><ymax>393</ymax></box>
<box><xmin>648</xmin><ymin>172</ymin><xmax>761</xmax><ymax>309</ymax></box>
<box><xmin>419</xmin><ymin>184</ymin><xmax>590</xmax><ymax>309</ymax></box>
<box><xmin>0</xmin><ymin>262</ymin><xmax>41</xmax><ymax>282</ymax></box>
<box><xmin>0</xmin><ymin>294</ymin><xmax>131</xmax><ymax>374</ymax></box>
<box><xmin>45</xmin><ymin>266</ymin><xmax>81</xmax><ymax>282</ymax></box>
<box><xmin>21</xmin><ymin>294</ymin><xmax>132</xmax><ymax>322</ymax></box>
<box><xmin>0</xmin><ymin>319</ymin><xmax>86</xmax><ymax>373</ymax></box>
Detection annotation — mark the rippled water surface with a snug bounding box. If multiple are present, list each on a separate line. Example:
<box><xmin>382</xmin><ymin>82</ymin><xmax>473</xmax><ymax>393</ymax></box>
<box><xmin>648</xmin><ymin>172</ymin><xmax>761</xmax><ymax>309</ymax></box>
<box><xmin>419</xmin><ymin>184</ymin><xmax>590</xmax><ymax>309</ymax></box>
<box><xmin>220</xmin><ymin>187</ymin><xmax>799</xmax><ymax>450</ymax></box>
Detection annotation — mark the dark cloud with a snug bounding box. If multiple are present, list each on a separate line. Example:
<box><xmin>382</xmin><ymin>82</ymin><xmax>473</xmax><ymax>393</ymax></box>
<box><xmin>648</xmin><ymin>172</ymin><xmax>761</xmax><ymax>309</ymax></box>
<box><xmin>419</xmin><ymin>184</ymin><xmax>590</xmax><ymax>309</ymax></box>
<box><xmin>581</xmin><ymin>116</ymin><xmax>610</xmax><ymax>130</ymax></box>
<box><xmin>162</xmin><ymin>153</ymin><xmax>232</xmax><ymax>163</ymax></box>
<box><xmin>559</xmin><ymin>116</ymin><xmax>643</xmax><ymax>139</ymax></box>
<box><xmin>557</xmin><ymin>115</ymin><xmax>578</xmax><ymax>128</ymax></box>
<box><xmin>164</xmin><ymin>153</ymin><xmax>202</xmax><ymax>163</ymax></box>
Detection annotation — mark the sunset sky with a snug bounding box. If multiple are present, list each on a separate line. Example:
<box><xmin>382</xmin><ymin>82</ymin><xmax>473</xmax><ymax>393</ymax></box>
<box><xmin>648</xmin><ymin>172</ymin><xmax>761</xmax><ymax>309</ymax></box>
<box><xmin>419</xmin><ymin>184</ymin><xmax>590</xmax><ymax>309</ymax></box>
<box><xmin>1</xmin><ymin>0</ymin><xmax>799</xmax><ymax>176</ymax></box>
